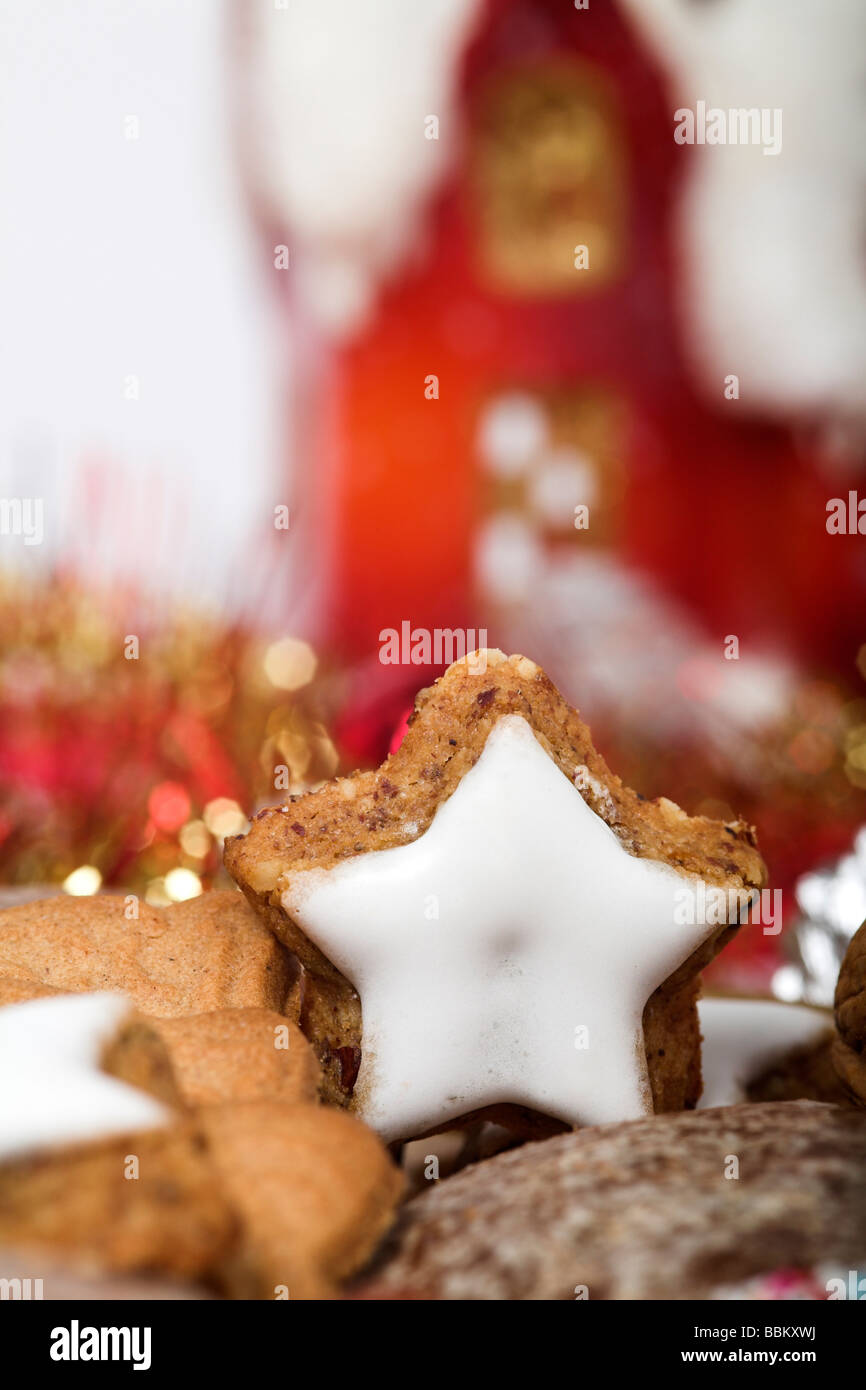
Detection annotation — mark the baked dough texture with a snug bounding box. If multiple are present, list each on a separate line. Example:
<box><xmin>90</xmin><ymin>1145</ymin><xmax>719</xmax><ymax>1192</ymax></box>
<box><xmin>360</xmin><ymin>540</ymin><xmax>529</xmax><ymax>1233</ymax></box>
<box><xmin>0</xmin><ymin>891</ymin><xmax>293</xmax><ymax>1017</ymax></box>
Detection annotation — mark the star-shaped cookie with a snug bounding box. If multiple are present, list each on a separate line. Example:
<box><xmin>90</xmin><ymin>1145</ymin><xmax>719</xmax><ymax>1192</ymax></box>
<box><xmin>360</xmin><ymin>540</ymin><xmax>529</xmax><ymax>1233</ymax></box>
<box><xmin>282</xmin><ymin>714</ymin><xmax>750</xmax><ymax>1139</ymax></box>
<box><xmin>226</xmin><ymin>651</ymin><xmax>765</xmax><ymax>1140</ymax></box>
<box><xmin>0</xmin><ymin>993</ymin><xmax>403</xmax><ymax>1298</ymax></box>
<box><xmin>0</xmin><ymin>992</ymin><xmax>170</xmax><ymax>1162</ymax></box>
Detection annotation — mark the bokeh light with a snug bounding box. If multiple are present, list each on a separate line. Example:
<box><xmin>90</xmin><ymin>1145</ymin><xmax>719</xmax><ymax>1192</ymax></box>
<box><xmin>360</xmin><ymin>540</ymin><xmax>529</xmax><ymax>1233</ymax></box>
<box><xmin>263</xmin><ymin>638</ymin><xmax>317</xmax><ymax>691</ymax></box>
<box><xmin>164</xmin><ymin>866</ymin><xmax>202</xmax><ymax>902</ymax></box>
<box><xmin>179</xmin><ymin>819</ymin><xmax>211</xmax><ymax>859</ymax></box>
<box><xmin>148</xmin><ymin>781</ymin><xmax>192</xmax><ymax>834</ymax></box>
<box><xmin>62</xmin><ymin>864</ymin><xmax>102</xmax><ymax>896</ymax></box>
<box><xmin>203</xmin><ymin>797</ymin><xmax>248</xmax><ymax>840</ymax></box>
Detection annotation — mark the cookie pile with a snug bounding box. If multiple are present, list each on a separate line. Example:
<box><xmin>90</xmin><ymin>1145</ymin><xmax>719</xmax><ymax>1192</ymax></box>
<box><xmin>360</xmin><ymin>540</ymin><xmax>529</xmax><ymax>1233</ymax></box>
<box><xmin>0</xmin><ymin>913</ymin><xmax>402</xmax><ymax>1300</ymax></box>
<box><xmin>1</xmin><ymin>651</ymin><xmax>863</xmax><ymax>1300</ymax></box>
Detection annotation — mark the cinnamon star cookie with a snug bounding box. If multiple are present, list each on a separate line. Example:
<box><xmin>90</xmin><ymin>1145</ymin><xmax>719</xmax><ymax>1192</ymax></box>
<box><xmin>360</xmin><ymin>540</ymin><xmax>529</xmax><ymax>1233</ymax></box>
<box><xmin>226</xmin><ymin>650</ymin><xmax>765</xmax><ymax>1141</ymax></box>
<box><xmin>0</xmin><ymin>993</ymin><xmax>403</xmax><ymax>1299</ymax></box>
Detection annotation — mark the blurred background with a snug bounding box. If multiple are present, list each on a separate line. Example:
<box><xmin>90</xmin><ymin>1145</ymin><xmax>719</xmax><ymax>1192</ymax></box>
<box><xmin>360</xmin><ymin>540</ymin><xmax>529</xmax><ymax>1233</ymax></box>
<box><xmin>1</xmin><ymin>0</ymin><xmax>865</xmax><ymax>999</ymax></box>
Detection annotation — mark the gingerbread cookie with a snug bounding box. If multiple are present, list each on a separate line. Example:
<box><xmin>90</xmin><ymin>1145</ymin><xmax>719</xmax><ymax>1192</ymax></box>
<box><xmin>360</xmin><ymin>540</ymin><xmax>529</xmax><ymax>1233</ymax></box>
<box><xmin>47</xmin><ymin>1000</ymin><xmax>323</xmax><ymax>1115</ymax></box>
<box><xmin>0</xmin><ymin>1125</ymin><xmax>235</xmax><ymax>1282</ymax></box>
<box><xmin>98</xmin><ymin>1010</ymin><xmax>187</xmax><ymax>1109</ymax></box>
<box><xmin>0</xmin><ymin>974</ymin><xmax>62</xmax><ymax>1007</ymax></box>
<box><xmin>360</xmin><ymin>1101</ymin><xmax>866</xmax><ymax>1300</ymax></box>
<box><xmin>0</xmin><ymin>890</ymin><xmax>293</xmax><ymax>1017</ymax></box>
<box><xmin>0</xmin><ymin>993</ymin><xmax>231</xmax><ymax>1279</ymax></box>
<box><xmin>0</xmin><ymin>993</ymin><xmax>402</xmax><ymax>1299</ymax></box>
<box><xmin>226</xmin><ymin>650</ymin><xmax>765</xmax><ymax>1141</ymax></box>
<box><xmin>144</xmin><ymin>1008</ymin><xmax>321</xmax><ymax>1108</ymax></box>
<box><xmin>198</xmin><ymin>1102</ymin><xmax>404</xmax><ymax>1300</ymax></box>
<box><xmin>834</xmin><ymin>918</ymin><xmax>866</xmax><ymax>1105</ymax></box>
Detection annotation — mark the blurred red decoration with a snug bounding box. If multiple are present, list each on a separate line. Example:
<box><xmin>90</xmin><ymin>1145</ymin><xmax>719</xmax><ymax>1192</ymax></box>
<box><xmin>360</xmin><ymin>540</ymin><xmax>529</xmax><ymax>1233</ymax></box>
<box><xmin>148</xmin><ymin>782</ymin><xmax>191</xmax><ymax>834</ymax></box>
<box><xmin>0</xmin><ymin>573</ymin><xmax>338</xmax><ymax>896</ymax></box>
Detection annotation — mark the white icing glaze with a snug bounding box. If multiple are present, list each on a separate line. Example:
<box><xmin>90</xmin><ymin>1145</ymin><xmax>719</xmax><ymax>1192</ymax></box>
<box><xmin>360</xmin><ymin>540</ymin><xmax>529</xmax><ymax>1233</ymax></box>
<box><xmin>0</xmin><ymin>993</ymin><xmax>170</xmax><ymax>1162</ymax></box>
<box><xmin>283</xmin><ymin>714</ymin><xmax>718</xmax><ymax>1142</ymax></box>
<box><xmin>698</xmin><ymin>996</ymin><xmax>831</xmax><ymax>1110</ymax></box>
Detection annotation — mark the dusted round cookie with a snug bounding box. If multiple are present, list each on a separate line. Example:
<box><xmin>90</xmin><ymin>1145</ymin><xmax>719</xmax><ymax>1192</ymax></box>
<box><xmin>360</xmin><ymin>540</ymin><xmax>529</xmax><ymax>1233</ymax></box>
<box><xmin>359</xmin><ymin>1101</ymin><xmax>866</xmax><ymax>1300</ymax></box>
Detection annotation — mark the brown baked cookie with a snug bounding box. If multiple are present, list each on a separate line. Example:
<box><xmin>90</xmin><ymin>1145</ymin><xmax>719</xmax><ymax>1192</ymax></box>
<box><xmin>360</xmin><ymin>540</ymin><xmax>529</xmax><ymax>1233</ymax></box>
<box><xmin>7</xmin><ymin>1104</ymin><xmax>404</xmax><ymax>1302</ymax></box>
<box><xmin>0</xmin><ymin>890</ymin><xmax>294</xmax><ymax>1017</ymax></box>
<box><xmin>33</xmin><ymin>1001</ymin><xmax>320</xmax><ymax>1113</ymax></box>
<box><xmin>359</xmin><ymin>1101</ymin><xmax>866</xmax><ymax>1300</ymax></box>
<box><xmin>198</xmin><ymin>1102</ymin><xmax>404</xmax><ymax>1300</ymax></box>
<box><xmin>0</xmin><ymin>974</ymin><xmax>61</xmax><ymax>1007</ymax></box>
<box><xmin>0</xmin><ymin>1105</ymin><xmax>403</xmax><ymax>1300</ymax></box>
<box><xmin>834</xmin><ymin>918</ymin><xmax>866</xmax><ymax>1105</ymax></box>
<box><xmin>226</xmin><ymin>651</ymin><xmax>765</xmax><ymax>1135</ymax></box>
<box><xmin>0</xmin><ymin>1123</ymin><xmax>236</xmax><ymax>1281</ymax></box>
<box><xmin>0</xmin><ymin>992</ymin><xmax>402</xmax><ymax>1299</ymax></box>
<box><xmin>143</xmin><ymin>1009</ymin><xmax>321</xmax><ymax>1108</ymax></box>
<box><xmin>101</xmin><ymin>1012</ymin><xmax>189</xmax><ymax>1108</ymax></box>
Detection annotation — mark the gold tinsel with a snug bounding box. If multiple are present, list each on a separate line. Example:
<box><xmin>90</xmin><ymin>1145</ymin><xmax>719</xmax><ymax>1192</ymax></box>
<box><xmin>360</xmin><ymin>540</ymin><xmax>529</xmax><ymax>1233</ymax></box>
<box><xmin>0</xmin><ymin>573</ymin><xmax>337</xmax><ymax>899</ymax></box>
